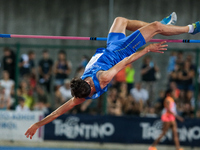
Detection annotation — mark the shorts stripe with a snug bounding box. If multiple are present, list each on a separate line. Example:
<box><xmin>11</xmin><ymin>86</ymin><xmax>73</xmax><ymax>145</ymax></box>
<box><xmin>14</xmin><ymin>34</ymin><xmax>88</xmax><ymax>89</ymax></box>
<box><xmin>114</xmin><ymin>32</ymin><xmax>141</xmax><ymax>52</ymax></box>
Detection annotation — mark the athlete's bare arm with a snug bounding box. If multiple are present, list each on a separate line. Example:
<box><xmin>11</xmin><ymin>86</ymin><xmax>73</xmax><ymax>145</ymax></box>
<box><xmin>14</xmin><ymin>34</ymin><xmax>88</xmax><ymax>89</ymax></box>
<box><xmin>25</xmin><ymin>97</ymin><xmax>85</xmax><ymax>139</ymax></box>
<box><xmin>100</xmin><ymin>41</ymin><xmax>168</xmax><ymax>86</ymax></box>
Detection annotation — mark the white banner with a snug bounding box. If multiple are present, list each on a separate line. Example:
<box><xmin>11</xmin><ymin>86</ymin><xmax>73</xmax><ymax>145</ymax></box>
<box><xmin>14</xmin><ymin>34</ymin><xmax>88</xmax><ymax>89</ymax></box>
<box><xmin>0</xmin><ymin>110</ymin><xmax>44</xmax><ymax>141</ymax></box>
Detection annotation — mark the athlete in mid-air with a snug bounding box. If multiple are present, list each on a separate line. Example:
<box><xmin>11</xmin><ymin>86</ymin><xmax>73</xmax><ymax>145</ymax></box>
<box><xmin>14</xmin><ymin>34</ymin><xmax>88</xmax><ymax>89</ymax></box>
<box><xmin>25</xmin><ymin>12</ymin><xmax>200</xmax><ymax>139</ymax></box>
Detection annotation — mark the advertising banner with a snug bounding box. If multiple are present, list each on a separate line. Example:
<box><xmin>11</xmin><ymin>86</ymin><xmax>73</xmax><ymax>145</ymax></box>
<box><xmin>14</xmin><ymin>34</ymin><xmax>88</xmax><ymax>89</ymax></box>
<box><xmin>44</xmin><ymin>114</ymin><xmax>200</xmax><ymax>147</ymax></box>
<box><xmin>0</xmin><ymin>110</ymin><xmax>44</xmax><ymax>141</ymax></box>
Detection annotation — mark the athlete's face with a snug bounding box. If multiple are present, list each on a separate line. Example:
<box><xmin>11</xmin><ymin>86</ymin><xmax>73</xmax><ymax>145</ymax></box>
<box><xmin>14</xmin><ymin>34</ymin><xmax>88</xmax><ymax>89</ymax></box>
<box><xmin>85</xmin><ymin>80</ymin><xmax>90</xmax><ymax>86</ymax></box>
<box><xmin>85</xmin><ymin>80</ymin><xmax>92</xmax><ymax>95</ymax></box>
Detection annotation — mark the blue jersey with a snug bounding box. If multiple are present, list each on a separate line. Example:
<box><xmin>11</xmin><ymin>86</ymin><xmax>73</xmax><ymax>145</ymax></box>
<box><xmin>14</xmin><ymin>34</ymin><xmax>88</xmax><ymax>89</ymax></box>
<box><xmin>81</xmin><ymin>30</ymin><xmax>146</xmax><ymax>99</ymax></box>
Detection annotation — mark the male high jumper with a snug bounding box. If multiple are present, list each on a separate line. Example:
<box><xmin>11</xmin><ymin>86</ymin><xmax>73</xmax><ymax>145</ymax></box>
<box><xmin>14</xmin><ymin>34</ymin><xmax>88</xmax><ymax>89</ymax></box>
<box><xmin>25</xmin><ymin>12</ymin><xmax>200</xmax><ymax>139</ymax></box>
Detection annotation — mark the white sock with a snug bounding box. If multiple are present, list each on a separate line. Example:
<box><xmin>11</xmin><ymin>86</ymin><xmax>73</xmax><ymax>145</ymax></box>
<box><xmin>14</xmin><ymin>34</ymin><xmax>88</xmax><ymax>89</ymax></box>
<box><xmin>188</xmin><ymin>24</ymin><xmax>194</xmax><ymax>33</ymax></box>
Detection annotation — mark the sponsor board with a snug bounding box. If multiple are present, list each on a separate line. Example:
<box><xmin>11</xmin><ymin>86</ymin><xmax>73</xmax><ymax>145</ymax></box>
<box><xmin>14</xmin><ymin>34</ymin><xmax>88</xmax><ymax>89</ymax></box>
<box><xmin>0</xmin><ymin>110</ymin><xmax>44</xmax><ymax>141</ymax></box>
<box><xmin>53</xmin><ymin>116</ymin><xmax>114</xmax><ymax>139</ymax></box>
<box><xmin>140</xmin><ymin>120</ymin><xmax>200</xmax><ymax>143</ymax></box>
<box><xmin>44</xmin><ymin>114</ymin><xmax>200</xmax><ymax>147</ymax></box>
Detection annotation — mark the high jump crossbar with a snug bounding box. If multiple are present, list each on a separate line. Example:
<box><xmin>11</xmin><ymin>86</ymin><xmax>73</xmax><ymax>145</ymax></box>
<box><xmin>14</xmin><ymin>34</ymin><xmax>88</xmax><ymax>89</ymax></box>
<box><xmin>0</xmin><ymin>34</ymin><xmax>200</xmax><ymax>43</ymax></box>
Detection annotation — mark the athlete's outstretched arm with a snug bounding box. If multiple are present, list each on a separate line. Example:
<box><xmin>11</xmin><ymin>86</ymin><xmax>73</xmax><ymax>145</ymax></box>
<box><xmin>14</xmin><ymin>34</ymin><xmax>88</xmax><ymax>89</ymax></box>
<box><xmin>25</xmin><ymin>97</ymin><xmax>85</xmax><ymax>139</ymax></box>
<box><xmin>100</xmin><ymin>41</ymin><xmax>168</xmax><ymax>85</ymax></box>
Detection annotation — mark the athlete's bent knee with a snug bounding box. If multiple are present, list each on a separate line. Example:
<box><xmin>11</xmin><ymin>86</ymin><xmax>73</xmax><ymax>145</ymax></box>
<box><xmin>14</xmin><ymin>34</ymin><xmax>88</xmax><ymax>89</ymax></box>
<box><xmin>114</xmin><ymin>17</ymin><xmax>128</xmax><ymax>25</ymax></box>
<box><xmin>151</xmin><ymin>21</ymin><xmax>163</xmax><ymax>33</ymax></box>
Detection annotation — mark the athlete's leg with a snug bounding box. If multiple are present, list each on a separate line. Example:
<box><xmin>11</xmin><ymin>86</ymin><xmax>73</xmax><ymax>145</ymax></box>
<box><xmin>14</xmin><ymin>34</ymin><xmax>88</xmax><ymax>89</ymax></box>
<box><xmin>109</xmin><ymin>12</ymin><xmax>177</xmax><ymax>35</ymax></box>
<box><xmin>139</xmin><ymin>21</ymin><xmax>189</xmax><ymax>42</ymax></box>
<box><xmin>171</xmin><ymin>121</ymin><xmax>181</xmax><ymax>150</ymax></box>
<box><xmin>151</xmin><ymin>122</ymin><xmax>171</xmax><ymax>147</ymax></box>
<box><xmin>109</xmin><ymin>17</ymin><xmax>149</xmax><ymax>34</ymax></box>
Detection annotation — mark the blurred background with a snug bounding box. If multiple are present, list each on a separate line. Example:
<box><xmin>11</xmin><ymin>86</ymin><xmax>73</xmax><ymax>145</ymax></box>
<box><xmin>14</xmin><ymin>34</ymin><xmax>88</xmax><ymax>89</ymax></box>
<box><xmin>0</xmin><ymin>0</ymin><xmax>200</xmax><ymax>150</ymax></box>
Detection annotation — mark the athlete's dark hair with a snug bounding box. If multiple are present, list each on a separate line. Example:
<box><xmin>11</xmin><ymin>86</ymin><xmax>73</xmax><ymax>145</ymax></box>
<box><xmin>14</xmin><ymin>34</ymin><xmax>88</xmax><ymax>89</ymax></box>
<box><xmin>70</xmin><ymin>78</ymin><xmax>91</xmax><ymax>98</ymax></box>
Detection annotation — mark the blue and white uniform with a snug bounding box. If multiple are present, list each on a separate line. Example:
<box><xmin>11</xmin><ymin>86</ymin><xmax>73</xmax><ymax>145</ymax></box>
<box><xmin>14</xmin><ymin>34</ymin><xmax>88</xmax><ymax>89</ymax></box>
<box><xmin>81</xmin><ymin>30</ymin><xmax>146</xmax><ymax>99</ymax></box>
